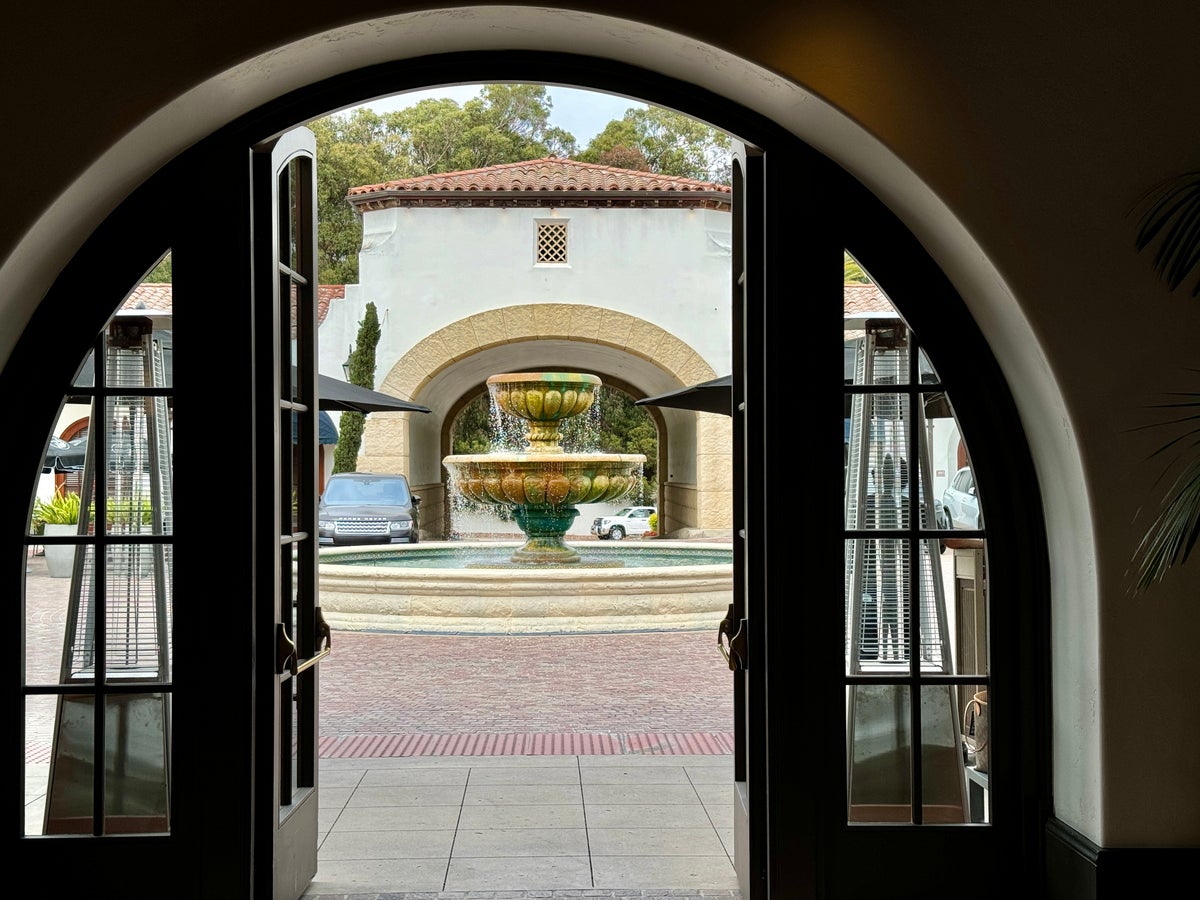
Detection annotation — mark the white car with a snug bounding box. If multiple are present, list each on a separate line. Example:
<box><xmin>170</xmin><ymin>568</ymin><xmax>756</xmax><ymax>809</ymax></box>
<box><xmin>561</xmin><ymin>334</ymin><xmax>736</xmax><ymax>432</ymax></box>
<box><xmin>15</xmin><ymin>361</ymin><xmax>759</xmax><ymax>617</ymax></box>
<box><xmin>941</xmin><ymin>466</ymin><xmax>982</xmax><ymax>530</ymax></box>
<box><xmin>590</xmin><ymin>506</ymin><xmax>656</xmax><ymax>540</ymax></box>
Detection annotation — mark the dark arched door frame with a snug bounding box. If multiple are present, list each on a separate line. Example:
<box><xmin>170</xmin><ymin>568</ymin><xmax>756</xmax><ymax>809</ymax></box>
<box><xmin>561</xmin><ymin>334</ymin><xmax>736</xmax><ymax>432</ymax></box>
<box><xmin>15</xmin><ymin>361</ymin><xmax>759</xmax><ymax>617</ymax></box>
<box><xmin>1</xmin><ymin>50</ymin><xmax>1049</xmax><ymax>899</ymax></box>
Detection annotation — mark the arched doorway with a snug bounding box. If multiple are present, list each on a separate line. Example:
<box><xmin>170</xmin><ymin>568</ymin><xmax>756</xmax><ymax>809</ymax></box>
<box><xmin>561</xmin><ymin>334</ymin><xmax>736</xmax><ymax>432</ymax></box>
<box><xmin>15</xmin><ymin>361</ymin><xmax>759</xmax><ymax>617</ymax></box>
<box><xmin>2</xmin><ymin>37</ymin><xmax>1048</xmax><ymax>900</ymax></box>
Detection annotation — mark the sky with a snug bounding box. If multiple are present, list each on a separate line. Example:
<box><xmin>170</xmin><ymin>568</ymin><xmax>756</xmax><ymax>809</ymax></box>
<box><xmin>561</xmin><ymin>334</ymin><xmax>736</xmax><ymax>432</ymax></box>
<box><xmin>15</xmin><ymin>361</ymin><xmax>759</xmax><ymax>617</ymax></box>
<box><xmin>356</xmin><ymin>84</ymin><xmax>647</xmax><ymax>146</ymax></box>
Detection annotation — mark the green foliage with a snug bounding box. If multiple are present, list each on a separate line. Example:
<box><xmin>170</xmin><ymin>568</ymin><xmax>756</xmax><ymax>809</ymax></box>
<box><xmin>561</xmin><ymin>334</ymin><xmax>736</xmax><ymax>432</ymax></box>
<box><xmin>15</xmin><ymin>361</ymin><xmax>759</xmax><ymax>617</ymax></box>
<box><xmin>592</xmin><ymin>387</ymin><xmax>658</xmax><ymax>503</ymax></box>
<box><xmin>104</xmin><ymin>498</ymin><xmax>154</xmax><ymax>528</ymax></box>
<box><xmin>144</xmin><ymin>252</ymin><xmax>172</xmax><ymax>283</ymax></box>
<box><xmin>844</xmin><ymin>252</ymin><xmax>870</xmax><ymax>284</ymax></box>
<box><xmin>1134</xmin><ymin>171</ymin><xmax>1200</xmax><ymax>299</ymax></box>
<box><xmin>1127</xmin><ymin>384</ymin><xmax>1200</xmax><ymax>594</ymax></box>
<box><xmin>451</xmin><ymin>392</ymin><xmax>495</xmax><ymax>455</ymax></box>
<box><xmin>1127</xmin><ymin>173</ymin><xmax>1200</xmax><ymax>592</ymax></box>
<box><xmin>579</xmin><ymin>107</ymin><xmax>732</xmax><ymax>184</ymax></box>
<box><xmin>594</xmin><ymin>143</ymin><xmax>651</xmax><ymax>172</ymax></box>
<box><xmin>648</xmin><ymin>511</ymin><xmax>658</xmax><ymax>533</ymax></box>
<box><xmin>310</xmin><ymin>85</ymin><xmax>576</xmax><ymax>284</ymax></box>
<box><xmin>333</xmin><ymin>302</ymin><xmax>381</xmax><ymax>473</ymax></box>
<box><xmin>312</xmin><ymin>117</ymin><xmax>384</xmax><ymax>285</ymax></box>
<box><xmin>33</xmin><ymin>491</ymin><xmax>81</xmax><ymax>525</ymax></box>
<box><xmin>310</xmin><ymin>86</ymin><xmax>736</xmax><ymax>282</ymax></box>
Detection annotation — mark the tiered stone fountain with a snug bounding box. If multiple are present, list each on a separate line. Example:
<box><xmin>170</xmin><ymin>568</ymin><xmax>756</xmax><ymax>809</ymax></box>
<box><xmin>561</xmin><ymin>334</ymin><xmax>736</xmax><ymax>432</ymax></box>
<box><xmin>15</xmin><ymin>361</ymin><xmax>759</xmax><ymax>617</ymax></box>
<box><xmin>443</xmin><ymin>372</ymin><xmax>646</xmax><ymax>565</ymax></box>
<box><xmin>316</xmin><ymin>370</ymin><xmax>732</xmax><ymax>634</ymax></box>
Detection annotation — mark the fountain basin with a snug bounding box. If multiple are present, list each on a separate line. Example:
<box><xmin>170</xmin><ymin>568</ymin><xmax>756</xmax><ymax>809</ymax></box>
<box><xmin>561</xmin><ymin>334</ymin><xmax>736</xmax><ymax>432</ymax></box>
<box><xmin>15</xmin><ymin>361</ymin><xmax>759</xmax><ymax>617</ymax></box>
<box><xmin>317</xmin><ymin>541</ymin><xmax>733</xmax><ymax>635</ymax></box>
<box><xmin>447</xmin><ymin>453</ymin><xmax>646</xmax><ymax>507</ymax></box>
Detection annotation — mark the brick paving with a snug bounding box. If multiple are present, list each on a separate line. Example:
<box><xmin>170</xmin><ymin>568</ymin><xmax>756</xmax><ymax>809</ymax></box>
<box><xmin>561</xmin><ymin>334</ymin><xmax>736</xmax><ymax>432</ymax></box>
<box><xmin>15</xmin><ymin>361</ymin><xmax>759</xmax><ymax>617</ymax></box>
<box><xmin>22</xmin><ymin>543</ymin><xmax>736</xmax><ymax>760</ymax></box>
<box><xmin>318</xmin><ymin>627</ymin><xmax>735</xmax><ymax>757</ymax></box>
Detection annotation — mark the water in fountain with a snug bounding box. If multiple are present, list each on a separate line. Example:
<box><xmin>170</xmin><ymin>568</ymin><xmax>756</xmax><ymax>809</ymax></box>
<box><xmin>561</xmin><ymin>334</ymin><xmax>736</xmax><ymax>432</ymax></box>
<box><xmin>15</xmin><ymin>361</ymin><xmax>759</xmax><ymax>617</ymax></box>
<box><xmin>443</xmin><ymin>373</ymin><xmax>647</xmax><ymax>566</ymax></box>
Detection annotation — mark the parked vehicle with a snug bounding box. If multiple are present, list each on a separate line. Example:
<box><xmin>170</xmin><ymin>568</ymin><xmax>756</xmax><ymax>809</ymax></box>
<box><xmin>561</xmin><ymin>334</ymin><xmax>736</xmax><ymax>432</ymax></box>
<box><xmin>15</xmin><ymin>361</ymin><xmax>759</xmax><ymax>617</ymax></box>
<box><xmin>318</xmin><ymin>472</ymin><xmax>420</xmax><ymax>545</ymax></box>
<box><xmin>590</xmin><ymin>506</ymin><xmax>656</xmax><ymax>540</ymax></box>
<box><xmin>942</xmin><ymin>465</ymin><xmax>982</xmax><ymax>529</ymax></box>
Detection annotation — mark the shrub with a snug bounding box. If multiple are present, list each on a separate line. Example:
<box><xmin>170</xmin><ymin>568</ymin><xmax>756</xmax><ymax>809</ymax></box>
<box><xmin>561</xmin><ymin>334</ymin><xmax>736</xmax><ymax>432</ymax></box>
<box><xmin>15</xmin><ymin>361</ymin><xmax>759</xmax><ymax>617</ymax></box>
<box><xmin>33</xmin><ymin>490</ymin><xmax>81</xmax><ymax>526</ymax></box>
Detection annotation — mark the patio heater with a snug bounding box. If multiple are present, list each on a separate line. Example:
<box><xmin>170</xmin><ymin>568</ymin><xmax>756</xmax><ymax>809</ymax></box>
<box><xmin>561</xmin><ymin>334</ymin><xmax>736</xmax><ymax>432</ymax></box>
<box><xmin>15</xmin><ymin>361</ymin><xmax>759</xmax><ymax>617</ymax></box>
<box><xmin>43</xmin><ymin>316</ymin><xmax>173</xmax><ymax>834</ymax></box>
<box><xmin>843</xmin><ymin>314</ymin><xmax>968</xmax><ymax>823</ymax></box>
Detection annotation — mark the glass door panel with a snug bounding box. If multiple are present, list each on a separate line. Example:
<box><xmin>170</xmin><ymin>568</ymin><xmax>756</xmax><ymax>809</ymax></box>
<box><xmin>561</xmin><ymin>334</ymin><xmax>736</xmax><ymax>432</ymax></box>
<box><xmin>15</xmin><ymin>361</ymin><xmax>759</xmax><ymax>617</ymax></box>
<box><xmin>22</xmin><ymin>274</ymin><xmax>175</xmax><ymax>837</ymax></box>
<box><xmin>842</xmin><ymin>263</ymin><xmax>989</xmax><ymax>827</ymax></box>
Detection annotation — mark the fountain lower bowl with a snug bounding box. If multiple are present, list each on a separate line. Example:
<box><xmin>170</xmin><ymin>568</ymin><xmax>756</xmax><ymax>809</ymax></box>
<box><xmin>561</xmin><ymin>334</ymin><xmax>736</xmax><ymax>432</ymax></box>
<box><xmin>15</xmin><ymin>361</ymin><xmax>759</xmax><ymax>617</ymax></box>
<box><xmin>443</xmin><ymin>452</ymin><xmax>647</xmax><ymax>506</ymax></box>
<box><xmin>317</xmin><ymin>541</ymin><xmax>733</xmax><ymax>635</ymax></box>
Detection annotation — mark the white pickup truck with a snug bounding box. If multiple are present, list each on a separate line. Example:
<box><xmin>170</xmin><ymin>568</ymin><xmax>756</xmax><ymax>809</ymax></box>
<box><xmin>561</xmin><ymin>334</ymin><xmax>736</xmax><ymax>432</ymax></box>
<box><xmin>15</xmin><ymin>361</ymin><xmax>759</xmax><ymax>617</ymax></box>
<box><xmin>590</xmin><ymin>506</ymin><xmax>656</xmax><ymax>540</ymax></box>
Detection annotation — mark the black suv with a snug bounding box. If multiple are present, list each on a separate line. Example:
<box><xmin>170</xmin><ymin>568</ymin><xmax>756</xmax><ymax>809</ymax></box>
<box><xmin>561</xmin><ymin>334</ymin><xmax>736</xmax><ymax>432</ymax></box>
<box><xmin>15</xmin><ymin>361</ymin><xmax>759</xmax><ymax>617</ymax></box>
<box><xmin>318</xmin><ymin>472</ymin><xmax>420</xmax><ymax>545</ymax></box>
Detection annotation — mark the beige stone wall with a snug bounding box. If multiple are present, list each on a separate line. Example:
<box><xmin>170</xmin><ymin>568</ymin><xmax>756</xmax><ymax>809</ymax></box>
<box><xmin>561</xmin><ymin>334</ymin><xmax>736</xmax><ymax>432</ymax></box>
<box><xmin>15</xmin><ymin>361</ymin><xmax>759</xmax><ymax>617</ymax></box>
<box><xmin>696</xmin><ymin>414</ymin><xmax>733</xmax><ymax>530</ymax></box>
<box><xmin>410</xmin><ymin>480</ymin><xmax>446</xmax><ymax>540</ymax></box>
<box><xmin>662</xmin><ymin>482</ymin><xmax>699</xmax><ymax>534</ymax></box>
<box><xmin>356</xmin><ymin>411</ymin><xmax>411</xmax><ymax>476</ymax></box>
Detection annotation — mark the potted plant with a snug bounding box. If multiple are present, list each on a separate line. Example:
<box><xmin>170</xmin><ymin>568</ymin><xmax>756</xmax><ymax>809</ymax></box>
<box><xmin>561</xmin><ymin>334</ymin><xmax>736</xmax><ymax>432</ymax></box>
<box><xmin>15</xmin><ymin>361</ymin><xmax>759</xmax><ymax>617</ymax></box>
<box><xmin>33</xmin><ymin>490</ymin><xmax>82</xmax><ymax>578</ymax></box>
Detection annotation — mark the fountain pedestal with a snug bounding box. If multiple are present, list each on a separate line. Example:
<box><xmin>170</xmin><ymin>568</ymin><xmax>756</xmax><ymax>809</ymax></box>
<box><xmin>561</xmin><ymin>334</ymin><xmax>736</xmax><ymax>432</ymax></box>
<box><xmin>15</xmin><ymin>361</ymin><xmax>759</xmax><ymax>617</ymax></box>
<box><xmin>511</xmin><ymin>505</ymin><xmax>582</xmax><ymax>564</ymax></box>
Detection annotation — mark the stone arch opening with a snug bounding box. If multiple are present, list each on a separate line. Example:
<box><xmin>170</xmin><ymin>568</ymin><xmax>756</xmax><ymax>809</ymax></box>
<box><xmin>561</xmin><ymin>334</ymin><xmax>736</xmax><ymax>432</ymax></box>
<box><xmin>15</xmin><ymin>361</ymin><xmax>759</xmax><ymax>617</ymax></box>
<box><xmin>352</xmin><ymin>303</ymin><xmax>729</xmax><ymax>539</ymax></box>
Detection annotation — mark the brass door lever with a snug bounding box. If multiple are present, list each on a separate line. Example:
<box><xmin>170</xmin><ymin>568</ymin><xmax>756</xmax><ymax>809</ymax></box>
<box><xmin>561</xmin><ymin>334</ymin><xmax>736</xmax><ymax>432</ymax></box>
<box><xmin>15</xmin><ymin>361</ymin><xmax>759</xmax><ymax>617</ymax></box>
<box><xmin>717</xmin><ymin>604</ymin><xmax>747</xmax><ymax>671</ymax></box>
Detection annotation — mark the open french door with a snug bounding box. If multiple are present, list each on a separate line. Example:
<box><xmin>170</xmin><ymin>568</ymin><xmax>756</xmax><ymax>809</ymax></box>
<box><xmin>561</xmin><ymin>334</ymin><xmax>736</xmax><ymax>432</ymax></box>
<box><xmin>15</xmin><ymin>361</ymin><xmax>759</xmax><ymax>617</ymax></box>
<box><xmin>251</xmin><ymin>125</ymin><xmax>326</xmax><ymax>900</ymax></box>
<box><xmin>734</xmin><ymin>121</ymin><xmax>1038</xmax><ymax>896</ymax></box>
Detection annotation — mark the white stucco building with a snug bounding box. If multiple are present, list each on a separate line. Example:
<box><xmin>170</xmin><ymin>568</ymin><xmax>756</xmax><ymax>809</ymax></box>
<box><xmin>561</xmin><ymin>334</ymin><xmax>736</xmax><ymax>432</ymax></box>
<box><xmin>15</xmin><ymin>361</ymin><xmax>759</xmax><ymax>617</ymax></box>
<box><xmin>317</xmin><ymin>157</ymin><xmax>737</xmax><ymax>539</ymax></box>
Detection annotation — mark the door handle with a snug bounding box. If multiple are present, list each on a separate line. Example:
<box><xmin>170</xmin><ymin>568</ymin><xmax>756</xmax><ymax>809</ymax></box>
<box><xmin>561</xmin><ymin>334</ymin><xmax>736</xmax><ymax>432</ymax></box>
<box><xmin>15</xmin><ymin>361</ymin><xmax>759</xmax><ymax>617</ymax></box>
<box><xmin>293</xmin><ymin>607</ymin><xmax>332</xmax><ymax>674</ymax></box>
<box><xmin>315</xmin><ymin>606</ymin><xmax>331</xmax><ymax>652</ymax></box>
<box><xmin>717</xmin><ymin>604</ymin><xmax>747</xmax><ymax>671</ymax></box>
<box><xmin>275</xmin><ymin>623</ymin><xmax>297</xmax><ymax>676</ymax></box>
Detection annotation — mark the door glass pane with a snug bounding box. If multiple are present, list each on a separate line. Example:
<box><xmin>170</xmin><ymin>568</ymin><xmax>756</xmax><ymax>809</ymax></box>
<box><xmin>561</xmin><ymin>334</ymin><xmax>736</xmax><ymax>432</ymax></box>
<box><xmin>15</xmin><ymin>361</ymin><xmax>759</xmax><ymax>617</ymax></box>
<box><xmin>847</xmin><ymin>683</ymin><xmax>910</xmax><ymax>821</ymax></box>
<box><xmin>24</xmin><ymin>695</ymin><xmax>58</xmax><ymax>835</ymax></box>
<box><xmin>843</xmin><ymin>253</ymin><xmax>989</xmax><ymax>825</ymax></box>
<box><xmin>40</xmin><ymin>695</ymin><xmax>95</xmax><ymax>834</ymax></box>
<box><xmin>22</xmin><ymin>261</ymin><xmax>174</xmax><ymax>838</ymax></box>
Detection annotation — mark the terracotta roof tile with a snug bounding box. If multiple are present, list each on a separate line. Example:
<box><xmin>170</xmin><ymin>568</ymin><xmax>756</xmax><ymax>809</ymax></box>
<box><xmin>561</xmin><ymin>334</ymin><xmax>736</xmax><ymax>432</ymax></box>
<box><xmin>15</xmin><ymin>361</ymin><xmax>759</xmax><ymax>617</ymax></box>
<box><xmin>123</xmin><ymin>283</ymin><xmax>346</xmax><ymax>325</ymax></box>
<box><xmin>348</xmin><ymin>157</ymin><xmax>731</xmax><ymax>198</ymax></box>
<box><xmin>123</xmin><ymin>284</ymin><xmax>890</xmax><ymax>333</ymax></box>
<box><xmin>843</xmin><ymin>283</ymin><xmax>893</xmax><ymax>316</ymax></box>
<box><xmin>317</xmin><ymin>284</ymin><xmax>345</xmax><ymax>325</ymax></box>
<box><xmin>121</xmin><ymin>282</ymin><xmax>173</xmax><ymax>312</ymax></box>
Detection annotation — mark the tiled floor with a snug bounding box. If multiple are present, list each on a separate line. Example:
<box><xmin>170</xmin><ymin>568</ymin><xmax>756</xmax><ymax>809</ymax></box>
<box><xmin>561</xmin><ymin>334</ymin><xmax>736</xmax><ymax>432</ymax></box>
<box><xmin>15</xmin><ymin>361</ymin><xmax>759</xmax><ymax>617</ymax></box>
<box><xmin>304</xmin><ymin>753</ymin><xmax>738</xmax><ymax>897</ymax></box>
<box><xmin>24</xmin><ymin>543</ymin><xmax>741</xmax><ymax>898</ymax></box>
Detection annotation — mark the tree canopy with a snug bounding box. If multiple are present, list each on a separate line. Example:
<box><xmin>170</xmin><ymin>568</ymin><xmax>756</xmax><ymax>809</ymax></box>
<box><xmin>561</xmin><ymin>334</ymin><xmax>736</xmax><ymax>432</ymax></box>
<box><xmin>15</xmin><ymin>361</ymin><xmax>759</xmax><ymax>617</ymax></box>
<box><xmin>332</xmin><ymin>302</ymin><xmax>381</xmax><ymax>474</ymax></box>
<box><xmin>311</xmin><ymin>85</ymin><xmax>578</xmax><ymax>283</ymax></box>
<box><xmin>310</xmin><ymin>85</ymin><xmax>733</xmax><ymax>283</ymax></box>
<box><xmin>577</xmin><ymin>107</ymin><xmax>732</xmax><ymax>184</ymax></box>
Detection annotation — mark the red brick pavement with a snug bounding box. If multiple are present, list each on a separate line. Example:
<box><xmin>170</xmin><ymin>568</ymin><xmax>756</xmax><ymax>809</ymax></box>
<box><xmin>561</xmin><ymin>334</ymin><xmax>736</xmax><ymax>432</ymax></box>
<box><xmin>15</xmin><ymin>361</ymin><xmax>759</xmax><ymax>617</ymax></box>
<box><xmin>23</xmin><ymin>545</ymin><xmax>736</xmax><ymax>760</ymax></box>
<box><xmin>318</xmin><ymin>627</ymin><xmax>735</xmax><ymax>756</ymax></box>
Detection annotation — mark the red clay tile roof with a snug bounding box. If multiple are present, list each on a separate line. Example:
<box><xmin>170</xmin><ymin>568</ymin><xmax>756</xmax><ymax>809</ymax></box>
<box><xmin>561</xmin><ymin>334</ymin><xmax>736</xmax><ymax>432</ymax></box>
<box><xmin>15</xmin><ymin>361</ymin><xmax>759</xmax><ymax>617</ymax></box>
<box><xmin>123</xmin><ymin>283</ymin><xmax>886</xmax><ymax>327</ymax></box>
<box><xmin>843</xmin><ymin>283</ymin><xmax>894</xmax><ymax>317</ymax></box>
<box><xmin>124</xmin><ymin>283</ymin><xmax>346</xmax><ymax>325</ymax></box>
<box><xmin>121</xmin><ymin>282</ymin><xmax>173</xmax><ymax>312</ymax></box>
<box><xmin>347</xmin><ymin>157</ymin><xmax>731</xmax><ymax>210</ymax></box>
<box><xmin>317</xmin><ymin>284</ymin><xmax>346</xmax><ymax>325</ymax></box>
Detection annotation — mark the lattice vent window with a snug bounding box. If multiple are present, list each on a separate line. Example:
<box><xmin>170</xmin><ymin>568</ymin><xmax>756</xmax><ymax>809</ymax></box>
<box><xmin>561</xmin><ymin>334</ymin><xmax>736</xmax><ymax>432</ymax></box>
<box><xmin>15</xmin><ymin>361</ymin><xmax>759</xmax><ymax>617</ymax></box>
<box><xmin>536</xmin><ymin>221</ymin><xmax>569</xmax><ymax>264</ymax></box>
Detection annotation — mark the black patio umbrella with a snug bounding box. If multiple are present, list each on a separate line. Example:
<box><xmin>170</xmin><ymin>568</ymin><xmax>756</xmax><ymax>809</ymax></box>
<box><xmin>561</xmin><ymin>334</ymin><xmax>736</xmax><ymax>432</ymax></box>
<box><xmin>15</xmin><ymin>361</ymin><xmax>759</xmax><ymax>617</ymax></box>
<box><xmin>47</xmin><ymin>377</ymin><xmax>425</xmax><ymax>473</ymax></box>
<box><xmin>43</xmin><ymin>436</ymin><xmax>89</xmax><ymax>472</ymax></box>
<box><xmin>635</xmin><ymin>374</ymin><xmax>733</xmax><ymax>416</ymax></box>
<box><xmin>316</xmin><ymin>374</ymin><xmax>431</xmax><ymax>414</ymax></box>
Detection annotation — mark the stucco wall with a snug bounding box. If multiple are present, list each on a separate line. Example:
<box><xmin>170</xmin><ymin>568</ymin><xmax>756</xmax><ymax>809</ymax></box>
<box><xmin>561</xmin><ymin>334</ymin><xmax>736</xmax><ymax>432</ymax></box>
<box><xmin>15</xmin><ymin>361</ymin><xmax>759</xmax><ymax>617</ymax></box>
<box><xmin>320</xmin><ymin>205</ymin><xmax>732</xmax><ymax>383</ymax></box>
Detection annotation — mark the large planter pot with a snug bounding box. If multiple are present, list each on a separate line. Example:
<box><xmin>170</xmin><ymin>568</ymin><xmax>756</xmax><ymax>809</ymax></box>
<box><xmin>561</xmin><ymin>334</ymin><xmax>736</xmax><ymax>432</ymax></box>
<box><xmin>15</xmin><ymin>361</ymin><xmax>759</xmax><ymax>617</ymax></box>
<box><xmin>43</xmin><ymin>523</ymin><xmax>79</xmax><ymax>578</ymax></box>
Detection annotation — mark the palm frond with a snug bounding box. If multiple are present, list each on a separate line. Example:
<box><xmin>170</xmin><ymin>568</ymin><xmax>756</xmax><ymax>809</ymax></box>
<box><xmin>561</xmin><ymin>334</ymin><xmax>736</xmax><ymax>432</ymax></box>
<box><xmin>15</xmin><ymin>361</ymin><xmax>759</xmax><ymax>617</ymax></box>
<box><xmin>1134</xmin><ymin>171</ymin><xmax>1200</xmax><ymax>298</ymax></box>
<box><xmin>1129</xmin><ymin>449</ymin><xmax>1200</xmax><ymax>594</ymax></box>
<box><xmin>1128</xmin><ymin>387</ymin><xmax>1200</xmax><ymax>594</ymax></box>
